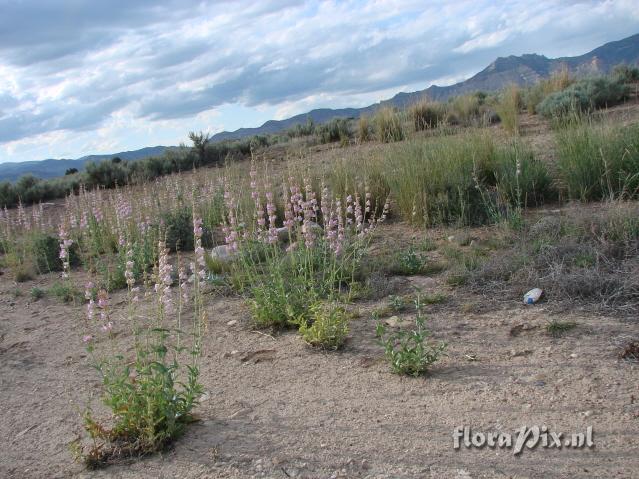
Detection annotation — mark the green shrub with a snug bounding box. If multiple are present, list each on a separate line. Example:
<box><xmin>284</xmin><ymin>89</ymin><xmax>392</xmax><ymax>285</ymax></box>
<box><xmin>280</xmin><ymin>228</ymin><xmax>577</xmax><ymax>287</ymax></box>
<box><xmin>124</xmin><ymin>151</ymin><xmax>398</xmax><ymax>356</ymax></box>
<box><xmin>611</xmin><ymin>64</ymin><xmax>639</xmax><ymax>83</ymax></box>
<box><xmin>32</xmin><ymin>233</ymin><xmax>81</xmax><ymax>273</ymax></box>
<box><xmin>316</xmin><ymin>118</ymin><xmax>351</xmax><ymax>144</ymax></box>
<box><xmin>538</xmin><ymin>77</ymin><xmax>629</xmax><ymax>119</ymax></box>
<box><xmin>524</xmin><ymin>68</ymin><xmax>572</xmax><ymax>113</ymax></box>
<box><xmin>161</xmin><ymin>208</ymin><xmax>194</xmax><ymax>252</ymax></box>
<box><xmin>30</xmin><ymin>287</ymin><xmax>46</xmax><ymax>300</ymax></box>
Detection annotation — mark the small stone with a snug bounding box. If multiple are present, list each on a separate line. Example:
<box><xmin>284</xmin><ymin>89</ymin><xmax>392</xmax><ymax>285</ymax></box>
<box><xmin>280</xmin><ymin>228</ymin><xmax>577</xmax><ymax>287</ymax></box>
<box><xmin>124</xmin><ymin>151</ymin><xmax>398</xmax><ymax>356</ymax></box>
<box><xmin>570</xmin><ymin>353</ymin><xmax>577</xmax><ymax>358</ymax></box>
<box><xmin>227</xmin><ymin>320</ymin><xmax>237</xmax><ymax>326</ymax></box>
<box><xmin>385</xmin><ymin>316</ymin><xmax>401</xmax><ymax>327</ymax></box>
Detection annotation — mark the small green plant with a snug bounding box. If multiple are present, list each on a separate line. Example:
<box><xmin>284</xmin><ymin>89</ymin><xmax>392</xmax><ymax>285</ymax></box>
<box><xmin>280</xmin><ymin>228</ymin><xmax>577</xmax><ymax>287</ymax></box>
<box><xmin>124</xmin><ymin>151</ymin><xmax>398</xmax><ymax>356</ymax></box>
<box><xmin>30</xmin><ymin>287</ymin><xmax>45</xmax><ymax>300</ymax></box>
<box><xmin>297</xmin><ymin>302</ymin><xmax>349</xmax><ymax>350</ymax></box>
<box><xmin>375</xmin><ymin>295</ymin><xmax>447</xmax><ymax>376</ymax></box>
<box><xmin>388</xmin><ymin>294</ymin><xmax>406</xmax><ymax>311</ymax></box>
<box><xmin>394</xmin><ymin>247</ymin><xmax>424</xmax><ymax>275</ymax></box>
<box><xmin>14</xmin><ymin>264</ymin><xmax>35</xmax><ymax>282</ymax></box>
<box><xmin>49</xmin><ymin>281</ymin><xmax>81</xmax><ymax>303</ymax></box>
<box><xmin>546</xmin><ymin>320</ymin><xmax>577</xmax><ymax>337</ymax></box>
<box><xmin>421</xmin><ymin>292</ymin><xmax>447</xmax><ymax>304</ymax></box>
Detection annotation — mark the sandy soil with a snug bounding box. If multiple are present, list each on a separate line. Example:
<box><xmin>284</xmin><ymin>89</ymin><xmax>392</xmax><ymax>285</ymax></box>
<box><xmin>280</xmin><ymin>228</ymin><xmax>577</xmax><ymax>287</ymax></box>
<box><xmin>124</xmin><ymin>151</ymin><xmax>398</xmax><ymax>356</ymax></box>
<box><xmin>1</xmin><ymin>230</ymin><xmax>638</xmax><ymax>479</ymax></box>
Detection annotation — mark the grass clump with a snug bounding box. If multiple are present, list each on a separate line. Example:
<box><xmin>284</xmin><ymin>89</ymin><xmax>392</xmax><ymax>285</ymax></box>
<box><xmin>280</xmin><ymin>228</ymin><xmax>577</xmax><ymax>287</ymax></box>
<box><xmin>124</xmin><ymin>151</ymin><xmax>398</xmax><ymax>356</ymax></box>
<box><xmin>373</xmin><ymin>106</ymin><xmax>405</xmax><ymax>143</ymax></box>
<box><xmin>409</xmin><ymin>99</ymin><xmax>445</xmax><ymax>131</ymax></box>
<box><xmin>356</xmin><ymin>116</ymin><xmax>372</xmax><ymax>143</ymax></box>
<box><xmin>382</xmin><ymin>133</ymin><xmax>554</xmax><ymax>226</ymax></box>
<box><xmin>316</xmin><ymin>118</ymin><xmax>351</xmax><ymax>144</ymax></box>
<box><xmin>375</xmin><ymin>295</ymin><xmax>447</xmax><ymax>376</ymax></box>
<box><xmin>556</xmin><ymin>122</ymin><xmax>639</xmax><ymax>201</ymax></box>
<box><xmin>495</xmin><ymin>85</ymin><xmax>521</xmax><ymax>135</ymax></box>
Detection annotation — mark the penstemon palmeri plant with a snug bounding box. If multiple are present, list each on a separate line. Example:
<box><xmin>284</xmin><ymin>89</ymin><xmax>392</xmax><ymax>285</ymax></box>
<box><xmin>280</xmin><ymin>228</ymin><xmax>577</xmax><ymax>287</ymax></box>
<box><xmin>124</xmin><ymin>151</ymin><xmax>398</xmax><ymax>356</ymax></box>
<box><xmin>222</xmin><ymin>160</ymin><xmax>389</xmax><ymax>332</ymax></box>
<box><xmin>77</xmin><ymin>218</ymin><xmax>205</xmax><ymax>469</ymax></box>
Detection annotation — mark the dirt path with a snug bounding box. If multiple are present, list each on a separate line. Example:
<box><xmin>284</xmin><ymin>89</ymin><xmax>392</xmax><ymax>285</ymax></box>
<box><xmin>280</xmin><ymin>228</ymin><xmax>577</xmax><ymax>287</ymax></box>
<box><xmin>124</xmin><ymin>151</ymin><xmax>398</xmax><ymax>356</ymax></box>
<box><xmin>1</xmin><ymin>265</ymin><xmax>638</xmax><ymax>479</ymax></box>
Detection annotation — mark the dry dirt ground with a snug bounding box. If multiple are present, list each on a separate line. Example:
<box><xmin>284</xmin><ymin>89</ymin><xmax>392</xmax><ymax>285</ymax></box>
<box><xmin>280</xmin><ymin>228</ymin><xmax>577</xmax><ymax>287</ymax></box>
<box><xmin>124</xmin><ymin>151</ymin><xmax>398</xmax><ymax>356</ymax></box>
<box><xmin>1</xmin><ymin>222</ymin><xmax>639</xmax><ymax>479</ymax></box>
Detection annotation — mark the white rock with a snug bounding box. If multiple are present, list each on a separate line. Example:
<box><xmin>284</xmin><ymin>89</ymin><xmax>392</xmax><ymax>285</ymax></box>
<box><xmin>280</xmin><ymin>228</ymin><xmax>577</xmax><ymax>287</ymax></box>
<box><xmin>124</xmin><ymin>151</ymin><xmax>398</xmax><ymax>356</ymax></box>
<box><xmin>210</xmin><ymin>245</ymin><xmax>237</xmax><ymax>263</ymax></box>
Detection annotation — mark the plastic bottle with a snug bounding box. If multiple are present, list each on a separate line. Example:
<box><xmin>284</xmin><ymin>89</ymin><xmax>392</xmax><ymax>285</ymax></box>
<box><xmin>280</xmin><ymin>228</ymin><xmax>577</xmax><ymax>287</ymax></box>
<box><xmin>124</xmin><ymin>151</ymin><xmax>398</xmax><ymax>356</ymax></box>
<box><xmin>523</xmin><ymin>288</ymin><xmax>543</xmax><ymax>304</ymax></box>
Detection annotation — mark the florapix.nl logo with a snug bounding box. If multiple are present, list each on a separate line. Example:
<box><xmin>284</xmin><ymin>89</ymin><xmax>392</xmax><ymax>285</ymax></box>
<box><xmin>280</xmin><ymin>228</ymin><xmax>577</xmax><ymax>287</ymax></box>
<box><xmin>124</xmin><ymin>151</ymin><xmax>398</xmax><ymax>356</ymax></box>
<box><xmin>453</xmin><ymin>425</ymin><xmax>594</xmax><ymax>455</ymax></box>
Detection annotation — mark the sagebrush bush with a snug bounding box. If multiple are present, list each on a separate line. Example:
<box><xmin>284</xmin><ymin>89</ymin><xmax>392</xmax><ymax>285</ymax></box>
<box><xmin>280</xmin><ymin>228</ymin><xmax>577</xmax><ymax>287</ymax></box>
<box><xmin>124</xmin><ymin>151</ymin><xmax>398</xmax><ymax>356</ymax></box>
<box><xmin>611</xmin><ymin>64</ymin><xmax>639</xmax><ymax>83</ymax></box>
<box><xmin>537</xmin><ymin>77</ymin><xmax>629</xmax><ymax>119</ymax></box>
<box><xmin>524</xmin><ymin>68</ymin><xmax>572</xmax><ymax>113</ymax></box>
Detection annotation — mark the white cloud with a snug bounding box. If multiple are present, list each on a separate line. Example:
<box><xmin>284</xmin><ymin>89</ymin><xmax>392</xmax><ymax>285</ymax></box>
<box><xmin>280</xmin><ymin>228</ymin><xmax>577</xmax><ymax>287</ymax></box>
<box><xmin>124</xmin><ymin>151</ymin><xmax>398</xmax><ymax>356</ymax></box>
<box><xmin>0</xmin><ymin>0</ymin><xmax>638</xmax><ymax>163</ymax></box>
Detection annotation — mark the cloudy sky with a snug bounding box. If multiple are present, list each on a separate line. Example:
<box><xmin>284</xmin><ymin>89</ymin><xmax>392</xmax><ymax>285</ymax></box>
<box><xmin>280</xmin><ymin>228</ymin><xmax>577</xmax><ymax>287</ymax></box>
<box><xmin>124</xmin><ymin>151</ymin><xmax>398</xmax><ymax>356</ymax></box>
<box><xmin>1</xmin><ymin>0</ymin><xmax>638</xmax><ymax>164</ymax></box>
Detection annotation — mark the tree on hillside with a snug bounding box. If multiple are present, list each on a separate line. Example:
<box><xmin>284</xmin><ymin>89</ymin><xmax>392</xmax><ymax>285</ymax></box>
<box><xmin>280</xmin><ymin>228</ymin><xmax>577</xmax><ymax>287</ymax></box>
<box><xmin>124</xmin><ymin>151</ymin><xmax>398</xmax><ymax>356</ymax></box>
<box><xmin>188</xmin><ymin>131</ymin><xmax>210</xmax><ymax>167</ymax></box>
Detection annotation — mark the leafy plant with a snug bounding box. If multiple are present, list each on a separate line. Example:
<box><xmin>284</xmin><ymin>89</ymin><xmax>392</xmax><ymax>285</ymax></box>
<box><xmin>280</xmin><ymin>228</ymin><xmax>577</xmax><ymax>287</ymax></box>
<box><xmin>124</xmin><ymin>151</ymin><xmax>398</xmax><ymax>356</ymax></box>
<box><xmin>375</xmin><ymin>295</ymin><xmax>447</xmax><ymax>376</ymax></box>
<box><xmin>49</xmin><ymin>280</ymin><xmax>82</xmax><ymax>303</ymax></box>
<box><xmin>546</xmin><ymin>320</ymin><xmax>577</xmax><ymax>337</ymax></box>
<box><xmin>296</xmin><ymin>302</ymin><xmax>349</xmax><ymax>350</ymax></box>
<box><xmin>30</xmin><ymin>287</ymin><xmax>45</xmax><ymax>300</ymax></box>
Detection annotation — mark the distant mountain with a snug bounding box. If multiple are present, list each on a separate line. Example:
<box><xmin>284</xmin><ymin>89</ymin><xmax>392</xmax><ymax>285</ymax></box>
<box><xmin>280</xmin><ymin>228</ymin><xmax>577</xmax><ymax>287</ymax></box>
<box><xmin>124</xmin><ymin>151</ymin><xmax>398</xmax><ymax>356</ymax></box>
<box><xmin>3</xmin><ymin>33</ymin><xmax>639</xmax><ymax>181</ymax></box>
<box><xmin>211</xmin><ymin>32</ymin><xmax>639</xmax><ymax>141</ymax></box>
<box><xmin>0</xmin><ymin>146</ymin><xmax>168</xmax><ymax>182</ymax></box>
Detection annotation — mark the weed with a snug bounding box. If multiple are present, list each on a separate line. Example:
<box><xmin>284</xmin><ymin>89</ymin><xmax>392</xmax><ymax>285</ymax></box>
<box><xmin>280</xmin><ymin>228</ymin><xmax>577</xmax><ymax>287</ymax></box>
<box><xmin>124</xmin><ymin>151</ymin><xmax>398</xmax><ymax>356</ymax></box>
<box><xmin>388</xmin><ymin>295</ymin><xmax>406</xmax><ymax>311</ymax></box>
<box><xmin>546</xmin><ymin>320</ymin><xmax>577</xmax><ymax>337</ymax></box>
<box><xmin>30</xmin><ymin>287</ymin><xmax>45</xmax><ymax>300</ymax></box>
<box><xmin>375</xmin><ymin>295</ymin><xmax>447</xmax><ymax>376</ymax></box>
<box><xmin>50</xmin><ymin>281</ymin><xmax>82</xmax><ymax>303</ymax></box>
<box><xmin>296</xmin><ymin>302</ymin><xmax>349</xmax><ymax>350</ymax></box>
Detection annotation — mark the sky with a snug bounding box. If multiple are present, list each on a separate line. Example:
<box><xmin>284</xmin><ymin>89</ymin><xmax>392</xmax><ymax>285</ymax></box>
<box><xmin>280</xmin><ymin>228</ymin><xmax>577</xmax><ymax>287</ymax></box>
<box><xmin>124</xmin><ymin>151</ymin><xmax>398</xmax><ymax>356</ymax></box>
<box><xmin>1</xmin><ymin>0</ymin><xmax>638</xmax><ymax>164</ymax></box>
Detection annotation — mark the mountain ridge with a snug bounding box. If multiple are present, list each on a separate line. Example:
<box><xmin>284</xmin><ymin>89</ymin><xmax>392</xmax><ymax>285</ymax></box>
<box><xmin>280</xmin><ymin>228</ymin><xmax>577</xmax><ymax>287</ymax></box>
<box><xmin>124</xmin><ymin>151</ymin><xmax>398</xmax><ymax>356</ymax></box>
<box><xmin>2</xmin><ymin>32</ymin><xmax>638</xmax><ymax>182</ymax></box>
